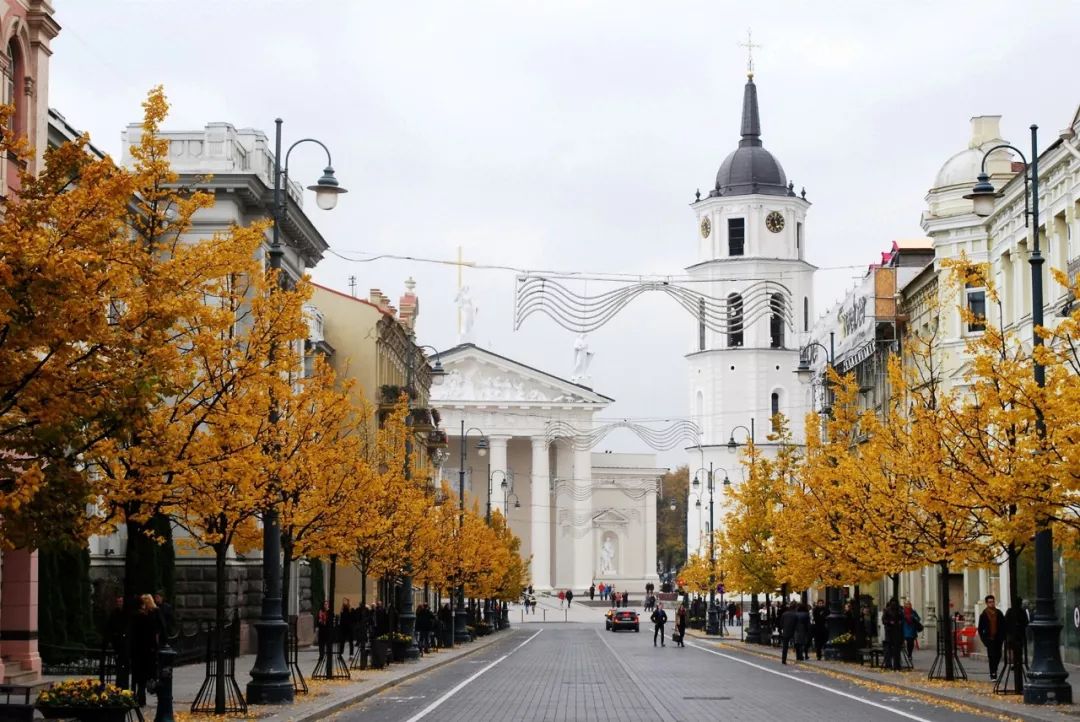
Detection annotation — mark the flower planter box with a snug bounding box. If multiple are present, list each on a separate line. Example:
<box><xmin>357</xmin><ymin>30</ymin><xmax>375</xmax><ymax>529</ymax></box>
<box><xmin>38</xmin><ymin>708</ymin><xmax>132</xmax><ymax>722</ymax></box>
<box><xmin>391</xmin><ymin>640</ymin><xmax>408</xmax><ymax>663</ymax></box>
<box><xmin>371</xmin><ymin>639</ymin><xmax>389</xmax><ymax>669</ymax></box>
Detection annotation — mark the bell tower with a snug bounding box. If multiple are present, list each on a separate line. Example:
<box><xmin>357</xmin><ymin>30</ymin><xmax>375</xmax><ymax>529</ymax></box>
<box><xmin>685</xmin><ymin>72</ymin><xmax>817</xmax><ymax>553</ymax></box>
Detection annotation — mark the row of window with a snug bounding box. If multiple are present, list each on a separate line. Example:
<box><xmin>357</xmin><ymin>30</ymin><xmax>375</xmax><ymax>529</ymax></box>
<box><xmin>719</xmin><ymin>218</ymin><xmax>803</xmax><ymax>256</ymax></box>
<box><xmin>697</xmin><ymin>293</ymin><xmax>811</xmax><ymax>350</ymax></box>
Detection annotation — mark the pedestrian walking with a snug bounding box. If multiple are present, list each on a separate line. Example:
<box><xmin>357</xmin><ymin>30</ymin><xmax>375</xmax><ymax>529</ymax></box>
<box><xmin>727</xmin><ymin>601</ymin><xmax>736</xmax><ymax>626</ymax></box>
<box><xmin>566</xmin><ymin>589</ymin><xmax>574</xmax><ymax>606</ymax></box>
<box><xmin>651</xmin><ymin>603</ymin><xmax>668</xmax><ymax>647</ymax></box>
<box><xmin>900</xmin><ymin>600</ymin><xmax>922</xmax><ymax>664</ymax></box>
<box><xmin>130</xmin><ymin>594</ymin><xmax>162</xmax><ymax>706</ymax></box>
<box><xmin>558</xmin><ymin>589</ymin><xmax>566</xmax><ymax>607</ymax></box>
<box><xmin>316</xmin><ymin>600</ymin><xmax>334</xmax><ymax>664</ymax></box>
<box><xmin>811</xmin><ymin>598</ymin><xmax>828</xmax><ymax>660</ymax></box>
<box><xmin>675</xmin><ymin>603</ymin><xmax>688</xmax><ymax>647</ymax></box>
<box><xmin>610</xmin><ymin>586</ymin><xmax>617</xmax><ymax>608</ymax></box>
<box><xmin>589</xmin><ymin>584</ymin><xmax>595</xmax><ymax>601</ymax></box>
<box><xmin>881</xmin><ymin>599</ymin><xmax>903</xmax><ymax>670</ymax></box>
<box><xmin>780</xmin><ymin>603</ymin><xmax>798</xmax><ymax>664</ymax></box>
<box><xmin>623</xmin><ymin>591</ymin><xmax>630</xmax><ymax>608</ymax></box>
<box><xmin>978</xmin><ymin>595</ymin><xmax>1007</xmax><ymax>681</ymax></box>
<box><xmin>339</xmin><ymin>598</ymin><xmax>355</xmax><ymax>655</ymax></box>
<box><xmin>795</xmin><ymin>603</ymin><xmax>811</xmax><ymax>661</ymax></box>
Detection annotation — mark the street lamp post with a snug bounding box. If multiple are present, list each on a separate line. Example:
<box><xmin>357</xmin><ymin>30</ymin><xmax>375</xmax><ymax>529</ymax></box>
<box><xmin>248</xmin><ymin>119</ymin><xmax>347</xmax><ymax>706</ymax></box>
<box><xmin>456</xmin><ymin>423</ymin><xmax>487</xmax><ymax>644</ymax></box>
<box><xmin>795</xmin><ymin>333</ymin><xmax>849</xmax><ymax>658</ymax></box>
<box><xmin>692</xmin><ymin>465</ymin><xmax>730</xmax><ymax>636</ymax></box>
<box><xmin>967</xmin><ymin>127</ymin><xmax>1071</xmax><ymax>704</ymax></box>
<box><xmin>727</xmin><ymin>423</ymin><xmax>766</xmax><ymax>643</ymax></box>
<box><xmin>397</xmin><ymin>346</ymin><xmax>446</xmax><ymax>661</ymax></box>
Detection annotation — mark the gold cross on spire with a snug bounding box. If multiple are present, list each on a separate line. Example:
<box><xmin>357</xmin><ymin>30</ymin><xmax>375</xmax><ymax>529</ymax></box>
<box><xmin>738</xmin><ymin>28</ymin><xmax>762</xmax><ymax>79</ymax></box>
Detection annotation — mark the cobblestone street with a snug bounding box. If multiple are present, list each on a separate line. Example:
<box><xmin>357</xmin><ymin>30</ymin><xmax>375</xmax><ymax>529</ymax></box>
<box><xmin>336</xmin><ymin>622</ymin><xmax>1020</xmax><ymax>722</ymax></box>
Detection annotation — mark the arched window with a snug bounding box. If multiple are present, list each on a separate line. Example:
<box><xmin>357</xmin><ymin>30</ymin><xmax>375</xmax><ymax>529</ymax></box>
<box><xmin>5</xmin><ymin>40</ymin><xmax>21</xmax><ymax>135</ymax></box>
<box><xmin>769</xmin><ymin>293</ymin><xmax>785</xmax><ymax>348</ymax></box>
<box><xmin>727</xmin><ymin>293</ymin><xmax>743</xmax><ymax>347</ymax></box>
<box><xmin>803</xmin><ymin>296</ymin><xmax>809</xmax><ymax>332</ymax></box>
<box><xmin>771</xmin><ymin>391</ymin><xmax>780</xmax><ymax>431</ymax></box>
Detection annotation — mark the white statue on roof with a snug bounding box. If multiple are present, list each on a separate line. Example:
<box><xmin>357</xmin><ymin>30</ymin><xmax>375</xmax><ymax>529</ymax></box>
<box><xmin>571</xmin><ymin>333</ymin><xmax>593</xmax><ymax>384</ymax></box>
<box><xmin>455</xmin><ymin>285</ymin><xmax>477</xmax><ymax>343</ymax></box>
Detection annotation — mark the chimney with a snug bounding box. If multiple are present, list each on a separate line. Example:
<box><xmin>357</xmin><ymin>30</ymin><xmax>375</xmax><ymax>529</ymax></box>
<box><xmin>969</xmin><ymin>115</ymin><xmax>1003</xmax><ymax>149</ymax></box>
<box><xmin>398</xmin><ymin>277</ymin><xmax>419</xmax><ymax>331</ymax></box>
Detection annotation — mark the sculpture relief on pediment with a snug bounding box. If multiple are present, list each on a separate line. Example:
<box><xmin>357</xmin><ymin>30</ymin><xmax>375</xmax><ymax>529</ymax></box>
<box><xmin>432</xmin><ymin>363</ymin><xmax>583</xmax><ymax>404</ymax></box>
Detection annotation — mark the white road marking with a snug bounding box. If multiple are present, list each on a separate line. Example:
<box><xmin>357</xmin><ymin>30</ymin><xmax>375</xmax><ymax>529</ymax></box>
<box><xmin>402</xmin><ymin>630</ymin><xmax>543</xmax><ymax>722</ymax></box>
<box><xmin>688</xmin><ymin>642</ymin><xmax>954</xmax><ymax>722</ymax></box>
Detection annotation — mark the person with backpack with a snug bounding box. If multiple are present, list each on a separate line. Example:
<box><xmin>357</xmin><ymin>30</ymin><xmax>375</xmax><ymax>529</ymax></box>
<box><xmin>651</xmin><ymin>603</ymin><xmax>668</xmax><ymax>647</ymax></box>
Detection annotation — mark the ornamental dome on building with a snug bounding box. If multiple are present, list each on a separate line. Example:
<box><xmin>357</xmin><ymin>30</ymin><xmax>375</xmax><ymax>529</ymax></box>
<box><xmin>932</xmin><ymin>115</ymin><xmax>1012</xmax><ymax>190</ymax></box>
<box><xmin>925</xmin><ymin>115</ymin><xmax>1015</xmax><ymax>219</ymax></box>
<box><xmin>711</xmin><ymin>75</ymin><xmax>794</xmax><ymax>198</ymax></box>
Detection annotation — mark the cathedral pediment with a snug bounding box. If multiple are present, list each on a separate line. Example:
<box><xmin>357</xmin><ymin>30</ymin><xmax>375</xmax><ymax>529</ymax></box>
<box><xmin>430</xmin><ymin>343</ymin><xmax>612</xmax><ymax>406</ymax></box>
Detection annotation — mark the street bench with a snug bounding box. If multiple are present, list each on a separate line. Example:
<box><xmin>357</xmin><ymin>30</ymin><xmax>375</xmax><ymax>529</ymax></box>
<box><xmin>0</xmin><ymin>683</ymin><xmax>45</xmax><ymax>722</ymax></box>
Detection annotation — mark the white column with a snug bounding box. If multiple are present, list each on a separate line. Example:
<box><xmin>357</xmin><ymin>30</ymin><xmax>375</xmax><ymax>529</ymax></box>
<box><xmin>488</xmin><ymin>435</ymin><xmax>509</xmax><ymax>520</ymax></box>
<box><xmin>644</xmin><ymin>480</ymin><xmax>658</xmax><ymax>582</ymax></box>
<box><xmin>530</xmin><ymin>436</ymin><xmax>551</xmax><ymax>590</ymax></box>
<box><xmin>554</xmin><ymin>440</ymin><xmax>575</xmax><ymax>588</ymax></box>
<box><xmin>573</xmin><ymin>442</ymin><xmax>594</xmax><ymax>591</ymax></box>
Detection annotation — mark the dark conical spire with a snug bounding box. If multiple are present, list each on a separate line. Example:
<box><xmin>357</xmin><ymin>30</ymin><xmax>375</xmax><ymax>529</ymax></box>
<box><xmin>738</xmin><ymin>77</ymin><xmax>761</xmax><ymax>148</ymax></box>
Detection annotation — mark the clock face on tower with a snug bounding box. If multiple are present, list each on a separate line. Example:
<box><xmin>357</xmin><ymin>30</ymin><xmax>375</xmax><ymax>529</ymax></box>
<box><xmin>765</xmin><ymin>211</ymin><xmax>785</xmax><ymax>233</ymax></box>
<box><xmin>700</xmin><ymin>216</ymin><xmax>711</xmax><ymax>238</ymax></box>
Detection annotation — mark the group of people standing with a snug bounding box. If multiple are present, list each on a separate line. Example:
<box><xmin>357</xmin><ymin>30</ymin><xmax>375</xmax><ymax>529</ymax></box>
<box><xmin>106</xmin><ymin>592</ymin><xmax>174</xmax><ymax>707</ymax></box>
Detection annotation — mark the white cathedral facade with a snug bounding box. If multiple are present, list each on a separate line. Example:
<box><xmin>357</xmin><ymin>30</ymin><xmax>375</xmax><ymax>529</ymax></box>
<box><xmin>431</xmin><ymin>343</ymin><xmax>664</xmax><ymax>593</ymax></box>
<box><xmin>686</xmin><ymin>73</ymin><xmax>816</xmax><ymax>553</ymax></box>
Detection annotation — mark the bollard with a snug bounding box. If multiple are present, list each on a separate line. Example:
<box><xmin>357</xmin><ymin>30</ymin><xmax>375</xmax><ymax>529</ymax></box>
<box><xmin>154</xmin><ymin>643</ymin><xmax>177</xmax><ymax>722</ymax></box>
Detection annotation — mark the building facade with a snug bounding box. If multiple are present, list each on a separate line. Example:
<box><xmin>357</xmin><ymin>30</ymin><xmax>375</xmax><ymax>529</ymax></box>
<box><xmin>685</xmin><ymin>71</ymin><xmax>815</xmax><ymax>554</ymax></box>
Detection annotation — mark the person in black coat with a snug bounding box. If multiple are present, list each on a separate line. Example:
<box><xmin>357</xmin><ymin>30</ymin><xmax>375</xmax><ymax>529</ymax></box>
<box><xmin>780</xmin><ymin>603</ymin><xmax>799</xmax><ymax>664</ymax></box>
<box><xmin>811</xmin><ymin>598</ymin><xmax>829</xmax><ymax>660</ymax></box>
<box><xmin>794</xmin><ymin>603</ymin><xmax>812</xmax><ymax>661</ymax></box>
<box><xmin>978</xmin><ymin>595</ymin><xmax>1008</xmax><ymax>680</ymax></box>
<box><xmin>105</xmin><ymin>595</ymin><xmax>130</xmax><ymax>689</ymax></box>
<box><xmin>130</xmin><ymin>594</ymin><xmax>162</xmax><ymax>706</ymax></box>
<box><xmin>651</xmin><ymin>604</ymin><xmax>668</xmax><ymax>647</ymax></box>
<box><xmin>881</xmin><ymin>599</ymin><xmax>903</xmax><ymax>670</ymax></box>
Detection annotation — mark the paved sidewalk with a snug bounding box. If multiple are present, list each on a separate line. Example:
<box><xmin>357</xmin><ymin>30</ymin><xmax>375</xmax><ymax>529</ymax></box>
<box><xmin>687</xmin><ymin>628</ymin><xmax>1080</xmax><ymax>722</ymax></box>
<box><xmin>44</xmin><ymin>630</ymin><xmax>512</xmax><ymax>721</ymax></box>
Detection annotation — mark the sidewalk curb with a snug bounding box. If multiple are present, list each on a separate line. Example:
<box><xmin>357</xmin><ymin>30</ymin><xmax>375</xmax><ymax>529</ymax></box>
<box><xmin>284</xmin><ymin>631</ymin><xmax>511</xmax><ymax>722</ymax></box>
<box><xmin>685</xmin><ymin>630</ymin><xmax>1062</xmax><ymax>722</ymax></box>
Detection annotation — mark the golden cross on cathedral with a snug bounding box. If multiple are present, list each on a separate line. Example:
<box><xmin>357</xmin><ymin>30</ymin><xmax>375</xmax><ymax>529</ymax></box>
<box><xmin>738</xmin><ymin>28</ymin><xmax>762</xmax><ymax>79</ymax></box>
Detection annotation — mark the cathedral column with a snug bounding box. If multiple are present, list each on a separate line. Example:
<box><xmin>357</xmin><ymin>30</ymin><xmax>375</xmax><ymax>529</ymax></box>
<box><xmin>573</xmin><ymin>442</ymin><xmax>594</xmax><ymax>591</ymax></box>
<box><xmin>487</xmin><ymin>435</ymin><xmax>510</xmax><ymax>519</ymax></box>
<box><xmin>644</xmin><ymin>480</ymin><xmax>658</xmax><ymax>581</ymax></box>
<box><xmin>530</xmin><ymin>436</ymin><xmax>551</xmax><ymax>590</ymax></box>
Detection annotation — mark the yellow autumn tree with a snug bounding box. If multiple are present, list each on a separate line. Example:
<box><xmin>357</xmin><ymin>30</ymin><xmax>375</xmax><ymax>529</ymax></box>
<box><xmin>81</xmin><ymin>89</ymin><xmax>278</xmax><ymax>600</ymax></box>
<box><xmin>266</xmin><ymin>355</ymin><xmax>377</xmax><ymax>622</ymax></box>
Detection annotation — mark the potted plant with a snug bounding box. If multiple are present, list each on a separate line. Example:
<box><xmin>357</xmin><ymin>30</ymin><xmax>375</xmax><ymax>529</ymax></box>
<box><xmin>36</xmin><ymin>680</ymin><xmax>137</xmax><ymax>722</ymax></box>
<box><xmin>465</xmin><ymin>625</ymin><xmax>476</xmax><ymax>641</ymax></box>
<box><xmin>826</xmin><ymin>632</ymin><xmax>857</xmax><ymax>662</ymax></box>
<box><xmin>379</xmin><ymin>632</ymin><xmax>412</xmax><ymax>662</ymax></box>
<box><xmin>408</xmin><ymin>408</ymin><xmax>434</xmax><ymax>432</ymax></box>
<box><xmin>431</xmin><ymin>408</ymin><xmax>442</xmax><ymax>426</ymax></box>
<box><xmin>689</xmin><ymin>616</ymin><xmax>705</xmax><ymax>630</ymax></box>
<box><xmin>474</xmin><ymin>621</ymin><xmax>493</xmax><ymax>637</ymax></box>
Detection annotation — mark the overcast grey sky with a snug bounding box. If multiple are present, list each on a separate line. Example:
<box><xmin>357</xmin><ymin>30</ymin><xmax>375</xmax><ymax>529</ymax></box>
<box><xmin>50</xmin><ymin>1</ymin><xmax>1080</xmax><ymax>467</ymax></box>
